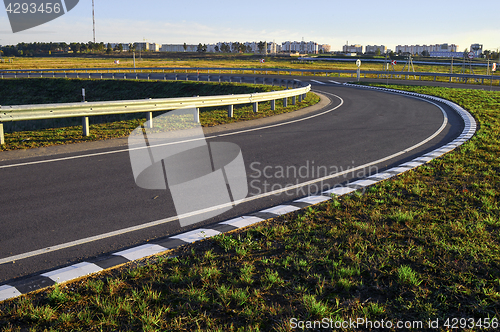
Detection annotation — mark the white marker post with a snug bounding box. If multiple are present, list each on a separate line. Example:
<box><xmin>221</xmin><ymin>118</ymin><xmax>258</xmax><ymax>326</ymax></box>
<box><xmin>356</xmin><ymin>59</ymin><xmax>361</xmax><ymax>82</ymax></box>
<box><xmin>82</xmin><ymin>88</ymin><xmax>89</xmax><ymax>136</ymax></box>
<box><xmin>491</xmin><ymin>62</ymin><xmax>497</xmax><ymax>91</ymax></box>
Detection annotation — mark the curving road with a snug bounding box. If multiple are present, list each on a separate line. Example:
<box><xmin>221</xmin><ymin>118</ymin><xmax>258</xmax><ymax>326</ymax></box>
<box><xmin>0</xmin><ymin>76</ymin><xmax>464</xmax><ymax>284</ymax></box>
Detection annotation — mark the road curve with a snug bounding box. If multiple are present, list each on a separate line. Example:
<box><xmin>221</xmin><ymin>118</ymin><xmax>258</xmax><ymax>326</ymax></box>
<box><xmin>0</xmin><ymin>77</ymin><xmax>464</xmax><ymax>287</ymax></box>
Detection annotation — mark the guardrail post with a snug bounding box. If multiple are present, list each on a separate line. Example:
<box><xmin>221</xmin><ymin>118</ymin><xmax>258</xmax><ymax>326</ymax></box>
<box><xmin>0</xmin><ymin>123</ymin><xmax>4</xmax><ymax>145</ymax></box>
<box><xmin>292</xmin><ymin>96</ymin><xmax>296</xmax><ymax>105</ymax></box>
<box><xmin>229</xmin><ymin>77</ymin><xmax>232</xmax><ymax>83</ymax></box>
<box><xmin>227</xmin><ymin>105</ymin><xmax>234</xmax><ymax>118</ymax></box>
<box><xmin>82</xmin><ymin>117</ymin><xmax>90</xmax><ymax>136</ymax></box>
<box><xmin>185</xmin><ymin>74</ymin><xmax>189</xmax><ymax>81</ymax></box>
<box><xmin>146</xmin><ymin>112</ymin><xmax>153</xmax><ymax>128</ymax></box>
<box><xmin>175</xmin><ymin>74</ymin><xmax>178</xmax><ymax>80</ymax></box>
<box><xmin>271</xmin><ymin>99</ymin><xmax>275</xmax><ymax>110</ymax></box>
<box><xmin>254</xmin><ymin>77</ymin><xmax>257</xmax><ymax>84</ymax></box>
<box><xmin>207</xmin><ymin>75</ymin><xmax>210</xmax><ymax>82</ymax></box>
<box><xmin>194</xmin><ymin>108</ymin><xmax>200</xmax><ymax>123</ymax></box>
<box><xmin>253</xmin><ymin>102</ymin><xmax>258</xmax><ymax>113</ymax></box>
<box><xmin>240</xmin><ymin>77</ymin><xmax>242</xmax><ymax>83</ymax></box>
<box><xmin>218</xmin><ymin>75</ymin><xmax>221</xmax><ymax>82</ymax></box>
<box><xmin>163</xmin><ymin>74</ymin><xmax>166</xmax><ymax>80</ymax></box>
<box><xmin>283</xmin><ymin>97</ymin><xmax>288</xmax><ymax>107</ymax></box>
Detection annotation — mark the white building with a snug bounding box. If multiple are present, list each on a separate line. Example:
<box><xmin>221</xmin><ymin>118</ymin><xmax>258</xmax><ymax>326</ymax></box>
<box><xmin>282</xmin><ymin>41</ymin><xmax>319</xmax><ymax>54</ymax></box>
<box><xmin>135</xmin><ymin>42</ymin><xmax>149</xmax><ymax>51</ymax></box>
<box><xmin>342</xmin><ymin>44</ymin><xmax>363</xmax><ymax>54</ymax></box>
<box><xmin>267</xmin><ymin>42</ymin><xmax>281</xmax><ymax>54</ymax></box>
<box><xmin>160</xmin><ymin>44</ymin><xmax>198</xmax><ymax>52</ymax></box>
<box><xmin>148</xmin><ymin>43</ymin><xmax>160</xmax><ymax>52</ymax></box>
<box><xmin>365</xmin><ymin>45</ymin><xmax>387</xmax><ymax>54</ymax></box>
<box><xmin>470</xmin><ymin>43</ymin><xmax>483</xmax><ymax>57</ymax></box>
<box><xmin>396</xmin><ymin>43</ymin><xmax>458</xmax><ymax>55</ymax></box>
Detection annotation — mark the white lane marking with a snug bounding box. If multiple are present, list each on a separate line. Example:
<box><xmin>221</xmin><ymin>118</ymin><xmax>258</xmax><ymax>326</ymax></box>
<box><xmin>328</xmin><ymin>80</ymin><xmax>342</xmax><ymax>84</ymax></box>
<box><xmin>0</xmin><ymin>90</ymin><xmax>449</xmax><ymax>264</ymax></box>
<box><xmin>310</xmin><ymin>79</ymin><xmax>327</xmax><ymax>85</ymax></box>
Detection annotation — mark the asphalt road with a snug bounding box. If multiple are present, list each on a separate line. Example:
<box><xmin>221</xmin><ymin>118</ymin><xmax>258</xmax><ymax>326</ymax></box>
<box><xmin>0</xmin><ymin>76</ymin><xmax>464</xmax><ymax>283</ymax></box>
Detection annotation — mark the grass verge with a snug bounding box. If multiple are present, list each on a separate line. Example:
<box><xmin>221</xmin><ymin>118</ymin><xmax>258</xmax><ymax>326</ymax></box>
<box><xmin>0</xmin><ymin>84</ymin><xmax>499</xmax><ymax>331</ymax></box>
<box><xmin>0</xmin><ymin>78</ymin><xmax>319</xmax><ymax>151</ymax></box>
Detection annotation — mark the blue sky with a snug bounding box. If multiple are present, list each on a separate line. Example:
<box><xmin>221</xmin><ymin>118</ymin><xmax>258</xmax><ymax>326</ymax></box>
<box><xmin>1</xmin><ymin>0</ymin><xmax>499</xmax><ymax>52</ymax></box>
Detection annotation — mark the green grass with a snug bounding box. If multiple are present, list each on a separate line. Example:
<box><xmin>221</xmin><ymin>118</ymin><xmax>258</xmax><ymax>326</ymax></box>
<box><xmin>1</xmin><ymin>84</ymin><xmax>500</xmax><ymax>331</ymax></box>
<box><xmin>0</xmin><ymin>78</ymin><xmax>319</xmax><ymax>151</ymax></box>
<box><xmin>2</xmin><ymin>53</ymin><xmax>499</xmax><ymax>79</ymax></box>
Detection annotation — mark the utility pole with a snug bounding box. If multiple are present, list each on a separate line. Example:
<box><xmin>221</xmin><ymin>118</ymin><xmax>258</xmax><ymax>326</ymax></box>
<box><xmin>92</xmin><ymin>0</ymin><xmax>95</xmax><ymax>43</ymax></box>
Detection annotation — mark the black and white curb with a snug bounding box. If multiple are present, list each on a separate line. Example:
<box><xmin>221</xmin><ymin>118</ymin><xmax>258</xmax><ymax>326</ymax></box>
<box><xmin>0</xmin><ymin>85</ymin><xmax>477</xmax><ymax>302</ymax></box>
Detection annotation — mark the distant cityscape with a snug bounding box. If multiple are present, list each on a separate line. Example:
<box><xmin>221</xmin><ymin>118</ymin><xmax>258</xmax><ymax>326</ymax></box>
<box><xmin>107</xmin><ymin>41</ymin><xmax>488</xmax><ymax>58</ymax></box>
<box><xmin>0</xmin><ymin>40</ymin><xmax>494</xmax><ymax>58</ymax></box>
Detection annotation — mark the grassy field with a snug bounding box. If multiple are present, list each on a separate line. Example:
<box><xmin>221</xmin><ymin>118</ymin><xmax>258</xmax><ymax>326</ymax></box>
<box><xmin>1</xmin><ymin>53</ymin><xmax>498</xmax><ymax>77</ymax></box>
<box><xmin>0</xmin><ymin>84</ymin><xmax>499</xmax><ymax>331</ymax></box>
<box><xmin>0</xmin><ymin>78</ymin><xmax>319</xmax><ymax>151</ymax></box>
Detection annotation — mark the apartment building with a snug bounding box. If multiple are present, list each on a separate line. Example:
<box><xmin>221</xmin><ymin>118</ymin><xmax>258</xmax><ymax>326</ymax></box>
<box><xmin>365</xmin><ymin>45</ymin><xmax>387</xmax><ymax>54</ymax></box>
<box><xmin>342</xmin><ymin>44</ymin><xmax>363</xmax><ymax>54</ymax></box>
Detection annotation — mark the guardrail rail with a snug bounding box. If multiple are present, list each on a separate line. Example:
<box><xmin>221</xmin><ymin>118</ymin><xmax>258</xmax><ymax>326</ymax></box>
<box><xmin>0</xmin><ymin>75</ymin><xmax>310</xmax><ymax>145</ymax></box>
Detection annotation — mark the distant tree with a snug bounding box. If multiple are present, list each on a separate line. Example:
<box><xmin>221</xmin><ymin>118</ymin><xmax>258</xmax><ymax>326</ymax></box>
<box><xmin>257</xmin><ymin>41</ymin><xmax>266</xmax><ymax>54</ymax></box>
<box><xmin>59</xmin><ymin>42</ymin><xmax>68</xmax><ymax>51</ymax></box>
<box><xmin>183</xmin><ymin>43</ymin><xmax>187</xmax><ymax>52</ymax></box>
<box><xmin>421</xmin><ymin>50</ymin><xmax>429</xmax><ymax>57</ymax></box>
<box><xmin>231</xmin><ymin>42</ymin><xmax>240</xmax><ymax>53</ymax></box>
<box><xmin>197</xmin><ymin>43</ymin><xmax>204</xmax><ymax>53</ymax></box>
<box><xmin>375</xmin><ymin>48</ymin><xmax>381</xmax><ymax>56</ymax></box>
<box><xmin>214</xmin><ymin>45</ymin><xmax>219</xmax><ymax>52</ymax></box>
<box><xmin>106</xmin><ymin>43</ymin><xmax>112</xmax><ymax>54</ymax></box>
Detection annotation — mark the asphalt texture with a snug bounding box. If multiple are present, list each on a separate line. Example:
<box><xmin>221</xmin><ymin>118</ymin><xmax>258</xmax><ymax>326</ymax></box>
<box><xmin>0</xmin><ymin>75</ymin><xmax>466</xmax><ymax>284</ymax></box>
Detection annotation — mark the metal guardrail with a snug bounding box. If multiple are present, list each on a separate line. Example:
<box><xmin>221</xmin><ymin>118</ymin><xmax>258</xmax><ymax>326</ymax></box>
<box><xmin>1</xmin><ymin>66</ymin><xmax>499</xmax><ymax>84</ymax></box>
<box><xmin>0</xmin><ymin>74</ymin><xmax>310</xmax><ymax>144</ymax></box>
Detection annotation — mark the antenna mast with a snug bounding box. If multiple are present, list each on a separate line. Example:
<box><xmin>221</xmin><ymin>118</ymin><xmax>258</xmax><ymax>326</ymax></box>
<box><xmin>92</xmin><ymin>0</ymin><xmax>95</xmax><ymax>43</ymax></box>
